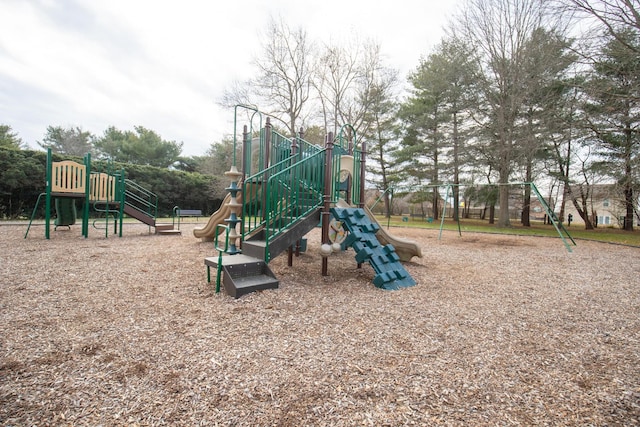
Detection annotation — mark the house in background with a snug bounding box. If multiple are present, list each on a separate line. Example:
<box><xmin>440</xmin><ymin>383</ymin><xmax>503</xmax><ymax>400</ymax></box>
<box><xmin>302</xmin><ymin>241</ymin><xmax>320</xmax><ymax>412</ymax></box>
<box><xmin>562</xmin><ymin>184</ymin><xmax>627</xmax><ymax>228</ymax></box>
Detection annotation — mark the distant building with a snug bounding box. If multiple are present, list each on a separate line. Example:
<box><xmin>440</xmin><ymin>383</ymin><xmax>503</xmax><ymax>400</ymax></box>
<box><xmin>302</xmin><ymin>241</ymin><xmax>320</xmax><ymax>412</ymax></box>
<box><xmin>562</xmin><ymin>184</ymin><xmax>631</xmax><ymax>228</ymax></box>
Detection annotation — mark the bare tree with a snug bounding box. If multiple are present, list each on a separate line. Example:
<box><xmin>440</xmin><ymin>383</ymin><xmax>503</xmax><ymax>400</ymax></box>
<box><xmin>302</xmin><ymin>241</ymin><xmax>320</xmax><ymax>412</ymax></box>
<box><xmin>312</xmin><ymin>38</ymin><xmax>362</xmax><ymax>137</ymax></box>
<box><xmin>456</xmin><ymin>0</ymin><xmax>560</xmax><ymax>227</ymax></box>
<box><xmin>312</xmin><ymin>38</ymin><xmax>391</xmax><ymax>140</ymax></box>
<box><xmin>563</xmin><ymin>0</ymin><xmax>640</xmax><ymax>53</ymax></box>
<box><xmin>221</xmin><ymin>16</ymin><xmax>314</xmax><ymax>136</ymax></box>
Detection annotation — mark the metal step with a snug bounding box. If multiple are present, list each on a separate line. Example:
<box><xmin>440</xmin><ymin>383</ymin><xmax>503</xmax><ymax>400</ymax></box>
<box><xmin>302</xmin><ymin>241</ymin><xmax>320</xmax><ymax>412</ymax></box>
<box><xmin>243</xmin><ymin>208</ymin><xmax>320</xmax><ymax>261</ymax></box>
<box><xmin>157</xmin><ymin>229</ymin><xmax>182</xmax><ymax>235</ymax></box>
<box><xmin>205</xmin><ymin>254</ymin><xmax>279</xmax><ymax>298</ymax></box>
<box><xmin>232</xmin><ymin>274</ymin><xmax>279</xmax><ymax>295</ymax></box>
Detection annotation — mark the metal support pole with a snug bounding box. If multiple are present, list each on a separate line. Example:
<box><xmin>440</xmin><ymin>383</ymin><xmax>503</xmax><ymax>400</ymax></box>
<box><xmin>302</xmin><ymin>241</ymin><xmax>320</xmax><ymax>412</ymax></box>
<box><xmin>321</xmin><ymin>131</ymin><xmax>334</xmax><ymax>276</ymax></box>
<box><xmin>288</xmin><ymin>131</ymin><xmax>299</xmax><ymax>267</ymax></box>
<box><xmin>359</xmin><ymin>140</ymin><xmax>366</xmax><ymax>209</ymax></box>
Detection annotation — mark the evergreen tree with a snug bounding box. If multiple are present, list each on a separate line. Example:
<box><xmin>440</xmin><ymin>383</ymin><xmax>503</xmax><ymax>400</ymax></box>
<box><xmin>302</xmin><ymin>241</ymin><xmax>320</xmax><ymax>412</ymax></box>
<box><xmin>0</xmin><ymin>125</ymin><xmax>25</xmax><ymax>150</ymax></box>
<box><xmin>38</xmin><ymin>125</ymin><xmax>94</xmax><ymax>156</ymax></box>
<box><xmin>94</xmin><ymin>126</ymin><xmax>183</xmax><ymax>168</ymax></box>
<box><xmin>582</xmin><ymin>29</ymin><xmax>640</xmax><ymax>231</ymax></box>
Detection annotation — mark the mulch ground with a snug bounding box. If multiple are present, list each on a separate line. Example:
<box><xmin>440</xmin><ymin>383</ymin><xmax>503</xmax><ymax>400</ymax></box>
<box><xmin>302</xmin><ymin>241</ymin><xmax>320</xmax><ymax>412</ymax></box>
<box><xmin>1</xmin><ymin>222</ymin><xmax>639</xmax><ymax>426</ymax></box>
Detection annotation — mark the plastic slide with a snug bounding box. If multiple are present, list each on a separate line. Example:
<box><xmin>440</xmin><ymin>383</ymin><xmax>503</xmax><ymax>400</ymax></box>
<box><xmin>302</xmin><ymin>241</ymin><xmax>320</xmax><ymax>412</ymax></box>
<box><xmin>336</xmin><ymin>199</ymin><xmax>422</xmax><ymax>262</ymax></box>
<box><xmin>193</xmin><ymin>193</ymin><xmax>235</xmax><ymax>240</ymax></box>
<box><xmin>55</xmin><ymin>198</ymin><xmax>77</xmax><ymax>227</ymax></box>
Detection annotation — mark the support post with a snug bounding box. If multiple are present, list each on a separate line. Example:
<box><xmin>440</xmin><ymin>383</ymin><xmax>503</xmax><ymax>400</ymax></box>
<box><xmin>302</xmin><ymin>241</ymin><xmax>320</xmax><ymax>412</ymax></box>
<box><xmin>242</xmin><ymin>124</ymin><xmax>250</xmax><ymax>177</ymax></box>
<box><xmin>82</xmin><ymin>152</ymin><xmax>91</xmax><ymax>238</ymax></box>
<box><xmin>359</xmin><ymin>140</ymin><xmax>366</xmax><ymax>209</ymax></box>
<box><xmin>288</xmin><ymin>131</ymin><xmax>299</xmax><ymax>267</ymax></box>
<box><xmin>262</xmin><ymin>118</ymin><xmax>272</xmax><ymax>222</ymax></box>
<box><xmin>45</xmin><ymin>148</ymin><xmax>52</xmax><ymax>239</ymax></box>
<box><xmin>322</xmin><ymin>132</ymin><xmax>334</xmax><ymax>276</ymax></box>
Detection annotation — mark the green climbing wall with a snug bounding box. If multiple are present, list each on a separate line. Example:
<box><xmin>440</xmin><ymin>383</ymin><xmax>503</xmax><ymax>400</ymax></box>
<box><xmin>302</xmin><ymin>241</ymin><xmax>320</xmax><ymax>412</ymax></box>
<box><xmin>331</xmin><ymin>207</ymin><xmax>416</xmax><ymax>290</ymax></box>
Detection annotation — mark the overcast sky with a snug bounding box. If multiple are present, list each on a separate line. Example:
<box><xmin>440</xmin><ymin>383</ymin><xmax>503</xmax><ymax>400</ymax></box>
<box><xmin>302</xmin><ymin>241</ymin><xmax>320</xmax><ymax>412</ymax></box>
<box><xmin>1</xmin><ymin>0</ymin><xmax>461</xmax><ymax>156</ymax></box>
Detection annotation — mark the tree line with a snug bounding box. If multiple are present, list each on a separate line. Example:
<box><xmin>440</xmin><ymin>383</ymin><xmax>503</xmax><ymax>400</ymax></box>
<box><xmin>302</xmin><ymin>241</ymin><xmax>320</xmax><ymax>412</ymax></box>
<box><xmin>2</xmin><ymin>0</ymin><xmax>638</xmax><ymax>230</ymax></box>
<box><xmin>0</xmin><ymin>146</ymin><xmax>224</xmax><ymax>219</ymax></box>
<box><xmin>0</xmin><ymin>123</ymin><xmax>236</xmax><ymax>219</ymax></box>
<box><xmin>223</xmin><ymin>0</ymin><xmax>639</xmax><ymax>231</ymax></box>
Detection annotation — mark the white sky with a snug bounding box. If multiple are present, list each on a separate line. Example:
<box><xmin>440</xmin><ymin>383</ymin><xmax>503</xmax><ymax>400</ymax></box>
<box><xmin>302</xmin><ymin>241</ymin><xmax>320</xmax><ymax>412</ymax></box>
<box><xmin>1</xmin><ymin>0</ymin><xmax>461</xmax><ymax>156</ymax></box>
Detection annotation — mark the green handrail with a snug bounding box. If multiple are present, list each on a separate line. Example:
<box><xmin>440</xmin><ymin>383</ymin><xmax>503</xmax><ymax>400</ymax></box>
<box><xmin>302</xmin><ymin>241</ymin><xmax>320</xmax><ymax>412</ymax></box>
<box><xmin>213</xmin><ymin>224</ymin><xmax>232</xmax><ymax>293</ymax></box>
<box><xmin>243</xmin><ymin>155</ymin><xmax>298</xmax><ymax>237</ymax></box>
<box><xmin>233</xmin><ymin>105</ymin><xmax>262</xmax><ymax>168</ymax></box>
<box><xmin>261</xmin><ymin>149</ymin><xmax>326</xmax><ymax>262</ymax></box>
<box><xmin>124</xmin><ymin>178</ymin><xmax>158</xmax><ymax>219</ymax></box>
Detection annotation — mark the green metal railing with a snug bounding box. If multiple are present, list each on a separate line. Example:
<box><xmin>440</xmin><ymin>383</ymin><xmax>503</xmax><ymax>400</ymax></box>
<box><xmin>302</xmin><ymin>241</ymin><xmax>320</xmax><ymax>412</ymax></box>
<box><xmin>243</xmin><ymin>139</ymin><xmax>326</xmax><ymax>261</ymax></box>
<box><xmin>89</xmin><ymin>164</ymin><xmax>124</xmax><ymax>237</ymax></box>
<box><xmin>212</xmin><ymin>224</ymin><xmax>232</xmax><ymax>293</ymax></box>
<box><xmin>124</xmin><ymin>178</ymin><xmax>158</xmax><ymax>219</ymax></box>
<box><xmin>261</xmin><ymin>149</ymin><xmax>326</xmax><ymax>262</ymax></box>
<box><xmin>243</xmin><ymin>155</ymin><xmax>296</xmax><ymax>235</ymax></box>
<box><xmin>239</xmin><ymin>118</ymin><xmax>362</xmax><ymax>263</ymax></box>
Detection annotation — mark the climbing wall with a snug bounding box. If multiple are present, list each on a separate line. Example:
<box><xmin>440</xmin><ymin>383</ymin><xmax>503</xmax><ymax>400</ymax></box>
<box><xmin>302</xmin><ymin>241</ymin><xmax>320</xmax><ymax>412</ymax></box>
<box><xmin>331</xmin><ymin>207</ymin><xmax>416</xmax><ymax>290</ymax></box>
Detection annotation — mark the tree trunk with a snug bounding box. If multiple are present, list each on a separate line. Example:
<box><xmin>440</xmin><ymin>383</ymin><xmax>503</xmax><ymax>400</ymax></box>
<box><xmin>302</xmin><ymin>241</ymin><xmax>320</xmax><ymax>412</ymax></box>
<box><xmin>568</xmin><ymin>185</ymin><xmax>594</xmax><ymax>230</ymax></box>
<box><xmin>432</xmin><ymin>188</ymin><xmax>440</xmax><ymax>220</ymax></box>
<box><xmin>383</xmin><ymin>192</ymin><xmax>390</xmax><ymax>219</ymax></box>
<box><xmin>498</xmin><ymin>166</ymin><xmax>511</xmax><ymax>227</ymax></box>
<box><xmin>624</xmin><ymin>186</ymin><xmax>634</xmax><ymax>231</ymax></box>
<box><xmin>522</xmin><ymin>163</ymin><xmax>532</xmax><ymax>227</ymax></box>
<box><xmin>623</xmin><ymin>124</ymin><xmax>634</xmax><ymax>231</ymax></box>
<box><xmin>452</xmin><ymin>111</ymin><xmax>460</xmax><ymax>222</ymax></box>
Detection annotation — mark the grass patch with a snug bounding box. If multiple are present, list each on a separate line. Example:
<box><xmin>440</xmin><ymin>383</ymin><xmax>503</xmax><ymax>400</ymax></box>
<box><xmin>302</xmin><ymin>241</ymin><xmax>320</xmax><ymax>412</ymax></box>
<box><xmin>375</xmin><ymin>215</ymin><xmax>640</xmax><ymax>247</ymax></box>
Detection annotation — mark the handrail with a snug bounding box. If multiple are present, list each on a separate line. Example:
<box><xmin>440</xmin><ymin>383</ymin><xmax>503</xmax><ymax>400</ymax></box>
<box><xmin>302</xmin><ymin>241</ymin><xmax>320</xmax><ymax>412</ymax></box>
<box><xmin>172</xmin><ymin>206</ymin><xmax>181</xmax><ymax>230</ymax></box>
<box><xmin>213</xmin><ymin>224</ymin><xmax>232</xmax><ymax>293</ymax></box>
<box><xmin>233</xmin><ymin>105</ymin><xmax>262</xmax><ymax>167</ymax></box>
<box><xmin>123</xmin><ymin>178</ymin><xmax>158</xmax><ymax>219</ymax></box>
<box><xmin>243</xmin><ymin>155</ymin><xmax>301</xmax><ymax>235</ymax></box>
<box><xmin>91</xmin><ymin>202</ymin><xmax>119</xmax><ymax>230</ymax></box>
<box><xmin>260</xmin><ymin>149</ymin><xmax>326</xmax><ymax>262</ymax></box>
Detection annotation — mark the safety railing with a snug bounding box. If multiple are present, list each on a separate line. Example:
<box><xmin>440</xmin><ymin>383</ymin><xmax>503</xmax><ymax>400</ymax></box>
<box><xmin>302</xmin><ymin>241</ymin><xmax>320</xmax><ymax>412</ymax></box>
<box><xmin>351</xmin><ymin>148</ymin><xmax>364</xmax><ymax>205</ymax></box>
<box><xmin>243</xmin><ymin>155</ymin><xmax>296</xmax><ymax>237</ymax></box>
<box><xmin>259</xmin><ymin>149</ymin><xmax>326</xmax><ymax>261</ymax></box>
<box><xmin>124</xmin><ymin>178</ymin><xmax>158</xmax><ymax>220</ymax></box>
<box><xmin>242</xmin><ymin>146</ymin><xmax>325</xmax><ymax>243</ymax></box>
<box><xmin>212</xmin><ymin>224</ymin><xmax>231</xmax><ymax>293</ymax></box>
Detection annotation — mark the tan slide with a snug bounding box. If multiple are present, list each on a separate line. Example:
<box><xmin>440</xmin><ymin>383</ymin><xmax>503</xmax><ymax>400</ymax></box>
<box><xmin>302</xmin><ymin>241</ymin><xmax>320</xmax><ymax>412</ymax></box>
<box><xmin>193</xmin><ymin>182</ymin><xmax>261</xmax><ymax>240</ymax></box>
<box><xmin>193</xmin><ymin>193</ymin><xmax>236</xmax><ymax>240</ymax></box>
<box><xmin>364</xmin><ymin>206</ymin><xmax>422</xmax><ymax>262</ymax></box>
<box><xmin>335</xmin><ymin>199</ymin><xmax>422</xmax><ymax>262</ymax></box>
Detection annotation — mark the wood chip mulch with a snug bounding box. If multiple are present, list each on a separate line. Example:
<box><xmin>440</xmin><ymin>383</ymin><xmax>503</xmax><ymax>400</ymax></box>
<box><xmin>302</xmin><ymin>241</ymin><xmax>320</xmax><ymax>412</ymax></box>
<box><xmin>1</xmin><ymin>222</ymin><xmax>639</xmax><ymax>426</ymax></box>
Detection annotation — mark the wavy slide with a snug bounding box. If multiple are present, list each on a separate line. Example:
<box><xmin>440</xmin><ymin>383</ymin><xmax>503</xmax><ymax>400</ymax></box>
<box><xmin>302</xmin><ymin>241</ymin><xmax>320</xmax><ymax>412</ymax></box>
<box><xmin>336</xmin><ymin>199</ymin><xmax>422</xmax><ymax>262</ymax></box>
<box><xmin>193</xmin><ymin>193</ymin><xmax>236</xmax><ymax>240</ymax></box>
<box><xmin>365</xmin><ymin>205</ymin><xmax>423</xmax><ymax>262</ymax></box>
<box><xmin>193</xmin><ymin>182</ymin><xmax>260</xmax><ymax>240</ymax></box>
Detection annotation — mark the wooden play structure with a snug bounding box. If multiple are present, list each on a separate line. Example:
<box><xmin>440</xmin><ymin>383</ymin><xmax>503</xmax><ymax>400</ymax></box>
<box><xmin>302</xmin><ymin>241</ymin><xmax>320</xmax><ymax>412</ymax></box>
<box><xmin>25</xmin><ymin>149</ymin><xmax>179</xmax><ymax>239</ymax></box>
<box><xmin>202</xmin><ymin>106</ymin><xmax>422</xmax><ymax>298</ymax></box>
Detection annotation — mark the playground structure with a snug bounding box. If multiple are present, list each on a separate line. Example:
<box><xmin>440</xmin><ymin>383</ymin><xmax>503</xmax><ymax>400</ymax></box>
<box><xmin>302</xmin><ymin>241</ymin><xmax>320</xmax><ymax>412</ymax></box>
<box><xmin>25</xmin><ymin>148</ymin><xmax>179</xmax><ymax>239</ymax></box>
<box><xmin>201</xmin><ymin>106</ymin><xmax>421</xmax><ymax>298</ymax></box>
